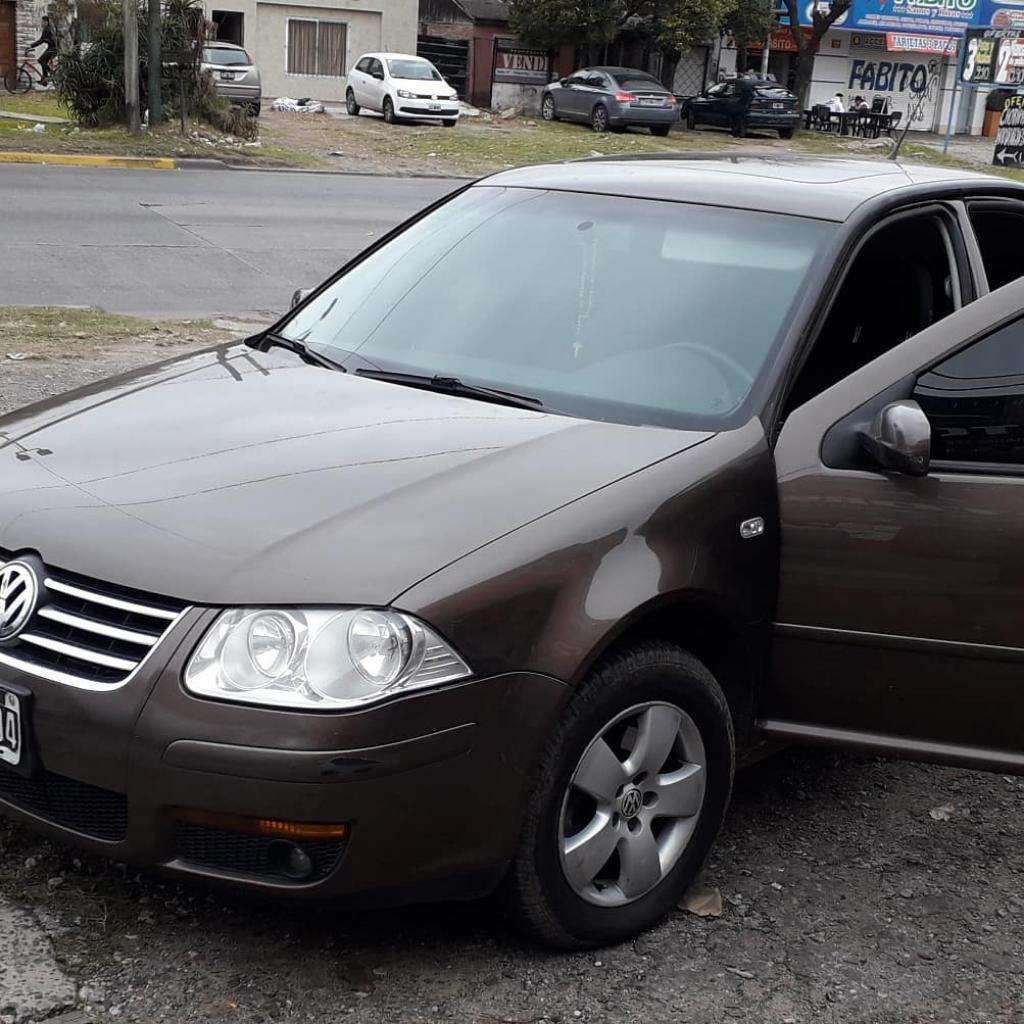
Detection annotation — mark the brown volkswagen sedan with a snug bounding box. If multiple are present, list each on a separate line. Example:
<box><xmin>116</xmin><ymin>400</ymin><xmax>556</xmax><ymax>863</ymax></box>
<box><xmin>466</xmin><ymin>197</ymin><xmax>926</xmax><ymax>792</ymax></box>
<box><xmin>2</xmin><ymin>156</ymin><xmax>1024</xmax><ymax>949</ymax></box>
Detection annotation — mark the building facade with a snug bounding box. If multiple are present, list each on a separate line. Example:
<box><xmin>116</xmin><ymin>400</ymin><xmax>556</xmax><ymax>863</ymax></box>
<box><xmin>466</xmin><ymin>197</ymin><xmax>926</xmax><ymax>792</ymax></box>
<box><xmin>1</xmin><ymin>0</ymin><xmax>50</xmax><ymax>79</ymax></box>
<box><xmin>204</xmin><ymin>0</ymin><xmax>417</xmax><ymax>101</ymax></box>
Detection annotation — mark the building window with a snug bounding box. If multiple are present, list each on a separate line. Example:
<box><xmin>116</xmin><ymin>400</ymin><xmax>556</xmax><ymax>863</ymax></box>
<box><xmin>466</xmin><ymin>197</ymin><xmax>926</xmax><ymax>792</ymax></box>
<box><xmin>211</xmin><ymin>10</ymin><xmax>244</xmax><ymax>45</ymax></box>
<box><xmin>286</xmin><ymin>19</ymin><xmax>346</xmax><ymax>77</ymax></box>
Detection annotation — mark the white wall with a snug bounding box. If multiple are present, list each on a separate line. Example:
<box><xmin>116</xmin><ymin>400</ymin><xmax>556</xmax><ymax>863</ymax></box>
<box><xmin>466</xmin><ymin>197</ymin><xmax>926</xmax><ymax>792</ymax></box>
<box><xmin>205</xmin><ymin>0</ymin><xmax>416</xmax><ymax>102</ymax></box>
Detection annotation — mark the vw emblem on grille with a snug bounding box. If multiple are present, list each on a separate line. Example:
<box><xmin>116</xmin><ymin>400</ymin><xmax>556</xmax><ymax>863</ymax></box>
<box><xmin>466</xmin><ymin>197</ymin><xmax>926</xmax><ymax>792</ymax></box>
<box><xmin>0</xmin><ymin>562</ymin><xmax>39</xmax><ymax>641</ymax></box>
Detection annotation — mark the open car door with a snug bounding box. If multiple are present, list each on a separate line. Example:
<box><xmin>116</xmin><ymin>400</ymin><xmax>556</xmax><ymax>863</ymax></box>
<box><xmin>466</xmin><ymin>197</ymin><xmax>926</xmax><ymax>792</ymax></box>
<box><xmin>760</xmin><ymin>277</ymin><xmax>1024</xmax><ymax>773</ymax></box>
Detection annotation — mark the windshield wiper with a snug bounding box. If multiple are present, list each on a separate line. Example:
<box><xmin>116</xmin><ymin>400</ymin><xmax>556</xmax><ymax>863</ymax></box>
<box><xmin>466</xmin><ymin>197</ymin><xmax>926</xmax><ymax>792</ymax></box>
<box><xmin>354</xmin><ymin>369</ymin><xmax>543</xmax><ymax>410</ymax></box>
<box><xmin>257</xmin><ymin>333</ymin><xmax>346</xmax><ymax>372</ymax></box>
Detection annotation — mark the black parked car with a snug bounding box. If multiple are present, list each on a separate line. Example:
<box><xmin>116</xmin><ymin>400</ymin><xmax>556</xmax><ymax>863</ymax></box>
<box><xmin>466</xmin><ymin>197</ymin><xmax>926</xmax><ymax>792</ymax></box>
<box><xmin>541</xmin><ymin>66</ymin><xmax>679</xmax><ymax>135</ymax></box>
<box><xmin>683</xmin><ymin>76</ymin><xmax>800</xmax><ymax>138</ymax></box>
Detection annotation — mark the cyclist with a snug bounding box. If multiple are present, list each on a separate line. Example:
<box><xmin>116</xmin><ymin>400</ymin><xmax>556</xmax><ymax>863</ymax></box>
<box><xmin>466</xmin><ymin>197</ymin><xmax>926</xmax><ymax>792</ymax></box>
<box><xmin>25</xmin><ymin>15</ymin><xmax>57</xmax><ymax>87</ymax></box>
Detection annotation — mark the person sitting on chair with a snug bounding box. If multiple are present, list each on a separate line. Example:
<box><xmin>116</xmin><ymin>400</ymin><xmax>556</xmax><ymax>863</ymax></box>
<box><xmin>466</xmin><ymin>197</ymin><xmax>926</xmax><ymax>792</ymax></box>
<box><xmin>827</xmin><ymin>92</ymin><xmax>846</xmax><ymax>113</ymax></box>
<box><xmin>26</xmin><ymin>15</ymin><xmax>57</xmax><ymax>87</ymax></box>
<box><xmin>851</xmin><ymin>95</ymin><xmax>870</xmax><ymax>112</ymax></box>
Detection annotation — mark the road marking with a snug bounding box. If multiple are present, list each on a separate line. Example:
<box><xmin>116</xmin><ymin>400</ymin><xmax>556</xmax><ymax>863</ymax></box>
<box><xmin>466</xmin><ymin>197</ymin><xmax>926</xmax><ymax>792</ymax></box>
<box><xmin>0</xmin><ymin>151</ymin><xmax>176</xmax><ymax>170</ymax></box>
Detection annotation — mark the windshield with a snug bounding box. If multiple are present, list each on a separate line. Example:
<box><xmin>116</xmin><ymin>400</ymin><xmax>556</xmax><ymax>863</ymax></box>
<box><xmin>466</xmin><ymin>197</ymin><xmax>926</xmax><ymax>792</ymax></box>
<box><xmin>755</xmin><ymin>85</ymin><xmax>794</xmax><ymax>99</ymax></box>
<box><xmin>612</xmin><ymin>72</ymin><xmax>665</xmax><ymax>91</ymax></box>
<box><xmin>388</xmin><ymin>59</ymin><xmax>441</xmax><ymax>81</ymax></box>
<box><xmin>204</xmin><ymin>47</ymin><xmax>251</xmax><ymax>66</ymax></box>
<box><xmin>282</xmin><ymin>188</ymin><xmax>834</xmax><ymax>429</ymax></box>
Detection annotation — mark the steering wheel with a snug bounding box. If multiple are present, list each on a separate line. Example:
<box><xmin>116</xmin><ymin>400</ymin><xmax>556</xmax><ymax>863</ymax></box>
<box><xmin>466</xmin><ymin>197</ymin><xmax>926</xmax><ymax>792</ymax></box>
<box><xmin>668</xmin><ymin>341</ymin><xmax>754</xmax><ymax>394</ymax></box>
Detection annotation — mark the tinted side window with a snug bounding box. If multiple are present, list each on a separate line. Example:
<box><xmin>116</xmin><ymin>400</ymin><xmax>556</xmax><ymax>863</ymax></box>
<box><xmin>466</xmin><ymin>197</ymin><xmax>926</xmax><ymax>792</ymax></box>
<box><xmin>969</xmin><ymin>202</ymin><xmax>1024</xmax><ymax>291</ymax></box>
<box><xmin>914</xmin><ymin>317</ymin><xmax>1024</xmax><ymax>466</ymax></box>
<box><xmin>355</xmin><ymin>57</ymin><xmax>369</xmax><ymax>72</ymax></box>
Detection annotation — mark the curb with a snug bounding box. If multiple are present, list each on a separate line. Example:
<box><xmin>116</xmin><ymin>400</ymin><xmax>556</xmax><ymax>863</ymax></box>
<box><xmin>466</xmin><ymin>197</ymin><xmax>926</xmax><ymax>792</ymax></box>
<box><xmin>0</xmin><ymin>151</ymin><xmax>176</xmax><ymax>169</ymax></box>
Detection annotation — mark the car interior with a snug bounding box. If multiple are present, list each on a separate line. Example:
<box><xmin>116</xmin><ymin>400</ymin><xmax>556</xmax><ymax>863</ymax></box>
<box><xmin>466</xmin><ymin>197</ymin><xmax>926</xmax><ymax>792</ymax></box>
<box><xmin>785</xmin><ymin>212</ymin><xmax>959</xmax><ymax>411</ymax></box>
<box><xmin>969</xmin><ymin>203</ymin><xmax>1024</xmax><ymax>291</ymax></box>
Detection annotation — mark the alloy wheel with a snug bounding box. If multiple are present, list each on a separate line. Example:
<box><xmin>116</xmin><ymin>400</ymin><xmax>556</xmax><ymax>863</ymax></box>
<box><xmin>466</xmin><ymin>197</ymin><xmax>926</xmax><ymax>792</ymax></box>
<box><xmin>542</xmin><ymin>96</ymin><xmax>555</xmax><ymax>121</ymax></box>
<box><xmin>592</xmin><ymin>105</ymin><xmax>608</xmax><ymax>132</ymax></box>
<box><xmin>558</xmin><ymin>701</ymin><xmax>706</xmax><ymax>907</ymax></box>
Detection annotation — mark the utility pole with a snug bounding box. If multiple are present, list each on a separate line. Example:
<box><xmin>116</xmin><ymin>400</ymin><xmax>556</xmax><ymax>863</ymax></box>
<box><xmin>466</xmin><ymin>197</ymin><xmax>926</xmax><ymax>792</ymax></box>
<box><xmin>124</xmin><ymin>0</ymin><xmax>141</xmax><ymax>133</ymax></box>
<box><xmin>760</xmin><ymin>32</ymin><xmax>771</xmax><ymax>77</ymax></box>
<box><xmin>148</xmin><ymin>0</ymin><xmax>161</xmax><ymax>125</ymax></box>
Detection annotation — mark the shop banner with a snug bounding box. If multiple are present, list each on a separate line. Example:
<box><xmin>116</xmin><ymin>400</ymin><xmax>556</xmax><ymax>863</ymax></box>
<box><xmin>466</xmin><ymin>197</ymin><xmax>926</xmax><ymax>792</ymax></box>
<box><xmin>980</xmin><ymin>0</ymin><xmax>1024</xmax><ymax>29</ymax></box>
<box><xmin>802</xmin><ymin>0</ymin><xmax>980</xmax><ymax>36</ymax></box>
<box><xmin>886</xmin><ymin>31</ymin><xmax>959</xmax><ymax>51</ymax></box>
<box><xmin>993</xmin><ymin>92</ymin><xmax>1024</xmax><ymax>165</ymax></box>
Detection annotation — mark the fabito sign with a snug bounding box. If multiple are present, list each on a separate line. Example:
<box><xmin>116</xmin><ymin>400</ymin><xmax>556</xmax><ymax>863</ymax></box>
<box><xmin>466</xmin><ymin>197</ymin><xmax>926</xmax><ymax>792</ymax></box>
<box><xmin>805</xmin><ymin>0</ymin><xmax>979</xmax><ymax>35</ymax></box>
<box><xmin>993</xmin><ymin>93</ymin><xmax>1024</xmax><ymax>165</ymax></box>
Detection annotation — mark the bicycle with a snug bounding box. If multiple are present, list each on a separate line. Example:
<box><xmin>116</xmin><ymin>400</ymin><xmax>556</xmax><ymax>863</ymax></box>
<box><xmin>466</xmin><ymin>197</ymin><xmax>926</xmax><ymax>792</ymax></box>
<box><xmin>3</xmin><ymin>53</ymin><xmax>56</xmax><ymax>95</ymax></box>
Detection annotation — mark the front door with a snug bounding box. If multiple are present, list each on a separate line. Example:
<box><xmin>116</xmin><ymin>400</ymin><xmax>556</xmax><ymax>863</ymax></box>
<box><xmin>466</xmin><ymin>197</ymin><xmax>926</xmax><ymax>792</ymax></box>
<box><xmin>761</xmin><ymin>278</ymin><xmax>1024</xmax><ymax>771</ymax></box>
<box><xmin>0</xmin><ymin>3</ymin><xmax>15</xmax><ymax>82</ymax></box>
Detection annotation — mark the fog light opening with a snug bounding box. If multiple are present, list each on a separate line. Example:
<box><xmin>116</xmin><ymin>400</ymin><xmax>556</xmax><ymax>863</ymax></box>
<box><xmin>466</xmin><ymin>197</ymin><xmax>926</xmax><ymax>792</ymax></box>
<box><xmin>267</xmin><ymin>839</ymin><xmax>314</xmax><ymax>881</ymax></box>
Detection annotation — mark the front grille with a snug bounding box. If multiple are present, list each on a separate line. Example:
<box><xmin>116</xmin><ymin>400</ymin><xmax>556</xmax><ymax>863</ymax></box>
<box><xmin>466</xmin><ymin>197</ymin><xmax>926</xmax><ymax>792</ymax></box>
<box><xmin>174</xmin><ymin>822</ymin><xmax>346</xmax><ymax>884</ymax></box>
<box><xmin>0</xmin><ymin>552</ymin><xmax>188</xmax><ymax>687</ymax></box>
<box><xmin>0</xmin><ymin>766</ymin><xmax>128</xmax><ymax>841</ymax></box>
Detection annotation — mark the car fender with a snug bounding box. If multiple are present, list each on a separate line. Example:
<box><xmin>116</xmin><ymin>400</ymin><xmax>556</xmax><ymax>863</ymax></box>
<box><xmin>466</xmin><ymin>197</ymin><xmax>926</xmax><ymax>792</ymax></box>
<box><xmin>396</xmin><ymin>418</ymin><xmax>779</xmax><ymax>687</ymax></box>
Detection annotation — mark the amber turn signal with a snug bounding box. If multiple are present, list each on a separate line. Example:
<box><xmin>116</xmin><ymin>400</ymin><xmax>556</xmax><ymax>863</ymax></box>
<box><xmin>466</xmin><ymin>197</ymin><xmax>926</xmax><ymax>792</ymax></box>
<box><xmin>173</xmin><ymin>807</ymin><xmax>349</xmax><ymax>840</ymax></box>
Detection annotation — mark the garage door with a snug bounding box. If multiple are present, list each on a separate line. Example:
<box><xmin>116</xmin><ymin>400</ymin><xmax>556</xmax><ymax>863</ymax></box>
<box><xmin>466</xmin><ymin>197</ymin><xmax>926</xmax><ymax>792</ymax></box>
<box><xmin>417</xmin><ymin>35</ymin><xmax>469</xmax><ymax>98</ymax></box>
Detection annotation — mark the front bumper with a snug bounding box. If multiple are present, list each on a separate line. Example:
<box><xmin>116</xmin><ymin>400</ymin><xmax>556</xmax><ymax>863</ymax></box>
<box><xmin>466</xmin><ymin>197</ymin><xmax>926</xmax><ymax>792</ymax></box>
<box><xmin>396</xmin><ymin>98</ymin><xmax>459</xmax><ymax>119</ymax></box>
<box><xmin>214</xmin><ymin>82</ymin><xmax>260</xmax><ymax>103</ymax></box>
<box><xmin>0</xmin><ymin>608</ymin><xmax>566</xmax><ymax>901</ymax></box>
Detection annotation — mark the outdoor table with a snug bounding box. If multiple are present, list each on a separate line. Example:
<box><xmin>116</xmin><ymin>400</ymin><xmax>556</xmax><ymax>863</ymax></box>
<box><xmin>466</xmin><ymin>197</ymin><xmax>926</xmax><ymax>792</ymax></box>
<box><xmin>803</xmin><ymin>109</ymin><xmax>888</xmax><ymax>138</ymax></box>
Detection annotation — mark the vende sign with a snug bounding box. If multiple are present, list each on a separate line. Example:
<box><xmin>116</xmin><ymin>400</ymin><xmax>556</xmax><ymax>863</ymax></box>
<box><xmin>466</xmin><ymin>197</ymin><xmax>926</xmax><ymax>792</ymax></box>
<box><xmin>493</xmin><ymin>43</ymin><xmax>550</xmax><ymax>85</ymax></box>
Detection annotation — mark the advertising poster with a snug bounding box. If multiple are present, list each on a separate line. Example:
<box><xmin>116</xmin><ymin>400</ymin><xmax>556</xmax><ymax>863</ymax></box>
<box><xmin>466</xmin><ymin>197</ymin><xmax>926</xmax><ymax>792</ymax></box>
<box><xmin>993</xmin><ymin>92</ymin><xmax>1024</xmax><ymax>164</ymax></box>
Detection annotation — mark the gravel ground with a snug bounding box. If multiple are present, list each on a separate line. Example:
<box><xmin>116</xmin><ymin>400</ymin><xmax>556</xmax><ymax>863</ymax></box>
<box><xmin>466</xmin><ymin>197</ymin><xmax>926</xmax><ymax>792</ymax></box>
<box><xmin>1</xmin><ymin>345</ymin><xmax>1023</xmax><ymax>1024</ymax></box>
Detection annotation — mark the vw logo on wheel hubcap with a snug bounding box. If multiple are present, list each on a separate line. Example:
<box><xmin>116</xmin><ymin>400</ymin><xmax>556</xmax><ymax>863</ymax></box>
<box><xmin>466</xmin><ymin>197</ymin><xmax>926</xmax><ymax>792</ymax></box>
<box><xmin>0</xmin><ymin>562</ymin><xmax>39</xmax><ymax>641</ymax></box>
<box><xmin>620</xmin><ymin>787</ymin><xmax>643</xmax><ymax>820</ymax></box>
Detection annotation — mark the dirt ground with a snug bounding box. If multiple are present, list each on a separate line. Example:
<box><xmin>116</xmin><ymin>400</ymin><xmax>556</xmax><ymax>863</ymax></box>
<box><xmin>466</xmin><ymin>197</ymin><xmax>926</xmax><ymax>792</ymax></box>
<box><xmin>0</xmin><ymin>335</ymin><xmax>1022</xmax><ymax>1023</ymax></box>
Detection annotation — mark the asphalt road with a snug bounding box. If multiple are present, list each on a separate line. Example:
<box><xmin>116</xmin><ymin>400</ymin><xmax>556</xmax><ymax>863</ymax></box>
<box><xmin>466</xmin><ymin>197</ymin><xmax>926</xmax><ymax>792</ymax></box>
<box><xmin>0</xmin><ymin>165</ymin><xmax>459</xmax><ymax>317</ymax></box>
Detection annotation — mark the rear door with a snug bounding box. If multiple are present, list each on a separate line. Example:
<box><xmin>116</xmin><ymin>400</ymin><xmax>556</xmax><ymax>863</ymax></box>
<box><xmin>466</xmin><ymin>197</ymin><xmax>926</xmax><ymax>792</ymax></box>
<box><xmin>761</xmin><ymin>277</ymin><xmax>1024</xmax><ymax>772</ymax></box>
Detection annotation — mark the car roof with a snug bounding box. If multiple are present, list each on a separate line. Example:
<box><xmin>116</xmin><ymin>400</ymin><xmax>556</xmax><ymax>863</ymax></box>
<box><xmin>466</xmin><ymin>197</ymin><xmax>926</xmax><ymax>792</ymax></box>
<box><xmin>205</xmin><ymin>41</ymin><xmax>246</xmax><ymax>50</ymax></box>
<box><xmin>476</xmin><ymin>154</ymin><xmax>1021</xmax><ymax>222</ymax></box>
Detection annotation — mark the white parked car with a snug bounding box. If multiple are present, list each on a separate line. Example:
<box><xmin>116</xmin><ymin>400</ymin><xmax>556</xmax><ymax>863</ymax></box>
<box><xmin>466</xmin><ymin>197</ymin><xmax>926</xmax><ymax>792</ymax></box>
<box><xmin>346</xmin><ymin>52</ymin><xmax>459</xmax><ymax>127</ymax></box>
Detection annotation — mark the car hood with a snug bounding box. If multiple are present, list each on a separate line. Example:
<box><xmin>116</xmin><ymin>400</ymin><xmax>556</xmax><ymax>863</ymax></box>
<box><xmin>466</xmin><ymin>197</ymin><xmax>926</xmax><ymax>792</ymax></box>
<box><xmin>0</xmin><ymin>345</ymin><xmax>711</xmax><ymax>606</ymax></box>
<box><xmin>391</xmin><ymin>77</ymin><xmax>455</xmax><ymax>94</ymax></box>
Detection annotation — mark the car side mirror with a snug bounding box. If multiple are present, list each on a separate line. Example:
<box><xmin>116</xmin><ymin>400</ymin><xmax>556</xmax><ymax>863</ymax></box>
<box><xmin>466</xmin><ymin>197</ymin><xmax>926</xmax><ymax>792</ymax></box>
<box><xmin>560</xmin><ymin>78</ymin><xmax>569</xmax><ymax>86</ymax></box>
<box><xmin>858</xmin><ymin>400</ymin><xmax>931</xmax><ymax>477</ymax></box>
<box><xmin>290</xmin><ymin>287</ymin><xmax>312</xmax><ymax>309</ymax></box>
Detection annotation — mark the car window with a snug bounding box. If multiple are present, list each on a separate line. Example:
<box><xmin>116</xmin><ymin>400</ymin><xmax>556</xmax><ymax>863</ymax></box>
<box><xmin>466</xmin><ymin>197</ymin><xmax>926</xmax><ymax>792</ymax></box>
<box><xmin>969</xmin><ymin>201</ymin><xmax>1024</xmax><ymax>291</ymax></box>
<box><xmin>282</xmin><ymin>187</ymin><xmax>834</xmax><ymax>431</ymax></box>
<box><xmin>612</xmin><ymin>72</ymin><xmax>664</xmax><ymax>91</ymax></box>
<box><xmin>786</xmin><ymin>211</ymin><xmax>961</xmax><ymax>411</ymax></box>
<box><xmin>203</xmin><ymin>47</ymin><xmax>251</xmax><ymax>66</ymax></box>
<box><xmin>754</xmin><ymin>85</ymin><xmax>793</xmax><ymax>99</ymax></box>
<box><xmin>914</xmin><ymin>316</ymin><xmax>1024</xmax><ymax>467</ymax></box>
<box><xmin>355</xmin><ymin>57</ymin><xmax>370</xmax><ymax>73</ymax></box>
<box><xmin>388</xmin><ymin>58</ymin><xmax>441</xmax><ymax>81</ymax></box>
<box><xmin>586</xmin><ymin>74</ymin><xmax>607</xmax><ymax>88</ymax></box>
<box><xmin>706</xmin><ymin>83</ymin><xmax>726</xmax><ymax>97</ymax></box>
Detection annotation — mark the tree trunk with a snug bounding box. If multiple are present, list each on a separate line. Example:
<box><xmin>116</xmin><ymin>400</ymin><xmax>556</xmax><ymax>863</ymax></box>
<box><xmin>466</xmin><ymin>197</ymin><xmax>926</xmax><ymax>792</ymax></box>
<box><xmin>123</xmin><ymin>0</ymin><xmax>140</xmax><ymax>133</ymax></box>
<box><xmin>148</xmin><ymin>0</ymin><xmax>161</xmax><ymax>125</ymax></box>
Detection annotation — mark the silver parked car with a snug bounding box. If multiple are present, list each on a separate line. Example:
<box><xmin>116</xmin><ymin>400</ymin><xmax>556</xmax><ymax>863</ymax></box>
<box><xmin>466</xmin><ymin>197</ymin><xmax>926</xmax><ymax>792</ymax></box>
<box><xmin>202</xmin><ymin>42</ymin><xmax>262</xmax><ymax>116</ymax></box>
<box><xmin>541</xmin><ymin>66</ymin><xmax>678</xmax><ymax>135</ymax></box>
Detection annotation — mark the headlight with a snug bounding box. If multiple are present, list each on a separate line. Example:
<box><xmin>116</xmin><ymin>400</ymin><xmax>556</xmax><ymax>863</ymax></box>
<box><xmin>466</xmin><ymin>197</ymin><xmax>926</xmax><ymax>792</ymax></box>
<box><xmin>184</xmin><ymin>608</ymin><xmax>471</xmax><ymax>710</ymax></box>
<box><xmin>397</xmin><ymin>89</ymin><xmax>416</xmax><ymax>99</ymax></box>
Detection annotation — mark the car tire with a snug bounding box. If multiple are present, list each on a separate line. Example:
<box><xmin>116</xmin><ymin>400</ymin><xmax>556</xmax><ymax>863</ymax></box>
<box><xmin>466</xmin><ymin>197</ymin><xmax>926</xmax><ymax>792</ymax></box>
<box><xmin>731</xmin><ymin>115</ymin><xmax>748</xmax><ymax>138</ymax></box>
<box><xmin>442</xmin><ymin>118</ymin><xmax>457</xmax><ymax>127</ymax></box>
<box><xmin>650</xmin><ymin>125</ymin><xmax>671</xmax><ymax>137</ymax></box>
<box><xmin>779</xmin><ymin>126</ymin><xmax>795</xmax><ymax>139</ymax></box>
<box><xmin>383</xmin><ymin>96</ymin><xmax>396</xmax><ymax>124</ymax></box>
<box><xmin>591</xmin><ymin>104</ymin><xmax>609</xmax><ymax>133</ymax></box>
<box><xmin>541</xmin><ymin>95</ymin><xmax>557</xmax><ymax>122</ymax></box>
<box><xmin>346</xmin><ymin>89</ymin><xmax>360</xmax><ymax>116</ymax></box>
<box><xmin>506</xmin><ymin>641</ymin><xmax>735</xmax><ymax>950</ymax></box>
<box><xmin>685</xmin><ymin>110</ymin><xmax>696</xmax><ymax>131</ymax></box>
<box><xmin>248</xmin><ymin>100</ymin><xmax>261</xmax><ymax>117</ymax></box>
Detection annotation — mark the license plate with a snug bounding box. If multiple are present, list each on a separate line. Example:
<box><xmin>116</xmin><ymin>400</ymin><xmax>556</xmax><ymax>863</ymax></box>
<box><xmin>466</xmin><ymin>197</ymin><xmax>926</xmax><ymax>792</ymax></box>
<box><xmin>429</xmin><ymin>102</ymin><xmax>442</xmax><ymax>111</ymax></box>
<box><xmin>773</xmin><ymin>102</ymin><xmax>784</xmax><ymax>109</ymax></box>
<box><xmin>0</xmin><ymin>690</ymin><xmax>22</xmax><ymax>767</ymax></box>
<box><xmin>219</xmin><ymin>71</ymin><xmax>236</xmax><ymax>81</ymax></box>
<box><xmin>639</xmin><ymin>98</ymin><xmax>661</xmax><ymax>105</ymax></box>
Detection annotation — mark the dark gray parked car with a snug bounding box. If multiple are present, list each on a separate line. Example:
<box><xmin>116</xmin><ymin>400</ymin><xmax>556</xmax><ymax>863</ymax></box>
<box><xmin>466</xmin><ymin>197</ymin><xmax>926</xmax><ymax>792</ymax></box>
<box><xmin>541</xmin><ymin>66</ymin><xmax>678</xmax><ymax>134</ymax></box>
